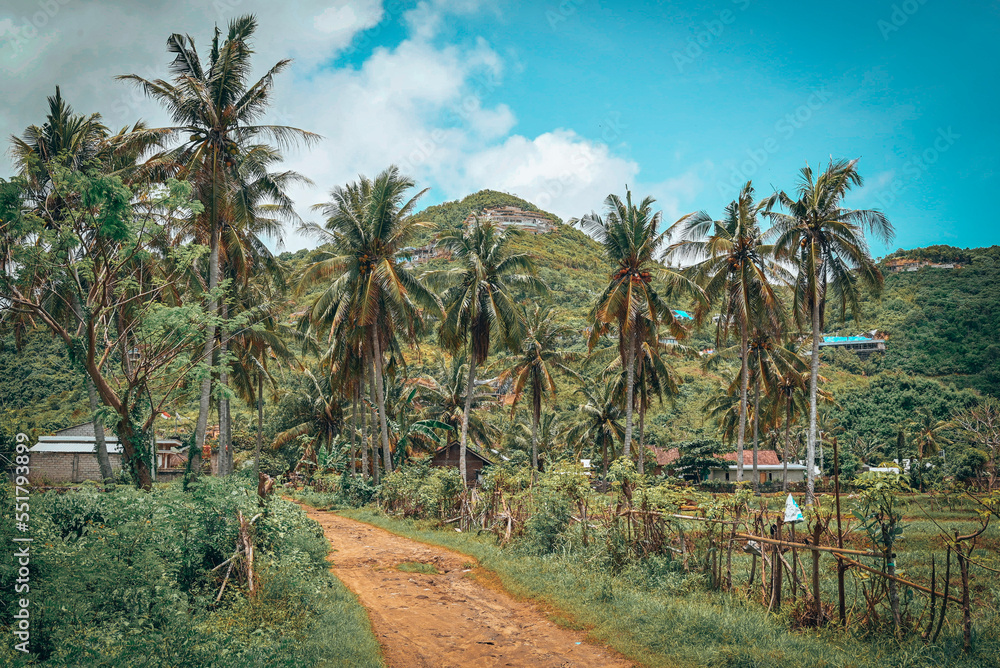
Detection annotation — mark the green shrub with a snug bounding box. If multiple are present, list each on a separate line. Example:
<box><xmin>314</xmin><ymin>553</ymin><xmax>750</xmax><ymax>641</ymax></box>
<box><xmin>0</xmin><ymin>479</ymin><xmax>382</xmax><ymax>667</ymax></box>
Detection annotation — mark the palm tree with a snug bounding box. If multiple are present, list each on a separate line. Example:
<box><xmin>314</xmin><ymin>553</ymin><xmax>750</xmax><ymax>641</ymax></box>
<box><xmin>298</xmin><ymin>166</ymin><xmax>438</xmax><ymax>476</ymax></box>
<box><xmin>603</xmin><ymin>318</ymin><xmax>681</xmax><ymax>474</ymax></box>
<box><xmin>565</xmin><ymin>377</ymin><xmax>626</xmax><ymax>483</ymax></box>
<box><xmin>416</xmin><ymin>353</ymin><xmax>498</xmax><ymax>453</ymax></box>
<box><xmin>499</xmin><ymin>304</ymin><xmax>577</xmax><ymax>472</ymax></box>
<box><xmin>767</xmin><ymin>159</ymin><xmax>894</xmax><ymax>503</ymax></box>
<box><xmin>212</xmin><ymin>156</ymin><xmax>307</xmax><ymax>476</ymax></box>
<box><xmin>272</xmin><ymin>368</ymin><xmax>343</xmax><ymax>475</ymax></box>
<box><xmin>433</xmin><ymin>219</ymin><xmax>545</xmax><ymax>484</ymax></box>
<box><xmin>765</xmin><ymin>341</ymin><xmax>809</xmax><ymax>491</ymax></box>
<box><xmin>667</xmin><ymin>182</ymin><xmax>785</xmax><ymax>483</ymax></box>
<box><xmin>119</xmin><ymin>15</ymin><xmax>319</xmax><ymax>469</ymax></box>
<box><xmin>574</xmin><ymin>190</ymin><xmax>694</xmax><ymax>465</ymax></box>
<box><xmin>906</xmin><ymin>408</ymin><xmax>952</xmax><ymax>491</ymax></box>
<box><xmin>744</xmin><ymin>331</ymin><xmax>804</xmax><ymax>493</ymax></box>
<box><xmin>226</xmin><ymin>282</ymin><xmax>299</xmax><ymax>481</ymax></box>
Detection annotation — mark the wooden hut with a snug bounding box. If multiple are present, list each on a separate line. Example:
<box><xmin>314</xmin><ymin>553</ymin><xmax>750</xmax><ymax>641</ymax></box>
<box><xmin>429</xmin><ymin>442</ymin><xmax>498</xmax><ymax>486</ymax></box>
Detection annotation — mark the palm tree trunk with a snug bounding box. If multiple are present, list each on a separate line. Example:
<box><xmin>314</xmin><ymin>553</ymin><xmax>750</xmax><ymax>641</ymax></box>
<box><xmin>370</xmin><ymin>328</ymin><xmax>393</xmax><ymax>474</ymax></box>
<box><xmin>752</xmin><ymin>376</ymin><xmax>761</xmax><ymax>495</ymax></box>
<box><xmin>350</xmin><ymin>386</ymin><xmax>358</xmax><ymax>475</ymax></box>
<box><xmin>86</xmin><ymin>378</ymin><xmax>113</xmax><ymax>482</ymax></box>
<box><xmin>638</xmin><ymin>400</ymin><xmax>646</xmax><ymax>475</ymax></box>
<box><xmin>361</xmin><ymin>377</ymin><xmax>369</xmax><ymax>479</ymax></box>
<box><xmin>254</xmin><ymin>372</ymin><xmax>263</xmax><ymax>483</ymax></box>
<box><xmin>623</xmin><ymin>330</ymin><xmax>637</xmax><ymax>463</ymax></box>
<box><xmin>368</xmin><ymin>353</ymin><xmax>381</xmax><ymax>485</ymax></box>
<box><xmin>195</xmin><ymin>154</ymin><xmax>221</xmax><ymax>473</ymax></box>
<box><xmin>531</xmin><ymin>384</ymin><xmax>541</xmax><ymax>472</ymax></box>
<box><xmin>783</xmin><ymin>398</ymin><xmax>792</xmax><ymax>492</ymax></box>
<box><xmin>460</xmin><ymin>357</ymin><xmax>477</xmax><ymax>486</ymax></box>
<box><xmin>218</xmin><ymin>300</ymin><xmax>231</xmax><ymax>476</ymax></box>
<box><xmin>807</xmin><ymin>281</ymin><xmax>821</xmax><ymax>504</ymax></box>
<box><xmin>601</xmin><ymin>439</ymin><xmax>608</xmax><ymax>484</ymax></box>
<box><xmin>737</xmin><ymin>324</ymin><xmax>749</xmax><ymax>482</ymax></box>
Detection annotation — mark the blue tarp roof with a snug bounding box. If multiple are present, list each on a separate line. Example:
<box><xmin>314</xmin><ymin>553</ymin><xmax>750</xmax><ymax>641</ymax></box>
<box><xmin>671</xmin><ymin>309</ymin><xmax>693</xmax><ymax>320</ymax></box>
<box><xmin>823</xmin><ymin>336</ymin><xmax>872</xmax><ymax>343</ymax></box>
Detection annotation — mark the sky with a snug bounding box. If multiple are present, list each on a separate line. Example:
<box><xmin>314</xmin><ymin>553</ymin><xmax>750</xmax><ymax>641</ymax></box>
<box><xmin>2</xmin><ymin>0</ymin><xmax>997</xmax><ymax>256</ymax></box>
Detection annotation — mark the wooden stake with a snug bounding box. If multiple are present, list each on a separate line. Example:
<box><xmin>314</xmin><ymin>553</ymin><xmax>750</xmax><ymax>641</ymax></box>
<box><xmin>833</xmin><ymin>437</ymin><xmax>846</xmax><ymax>626</ymax></box>
<box><xmin>812</xmin><ymin>522</ymin><xmax>822</xmax><ymax>626</ymax></box>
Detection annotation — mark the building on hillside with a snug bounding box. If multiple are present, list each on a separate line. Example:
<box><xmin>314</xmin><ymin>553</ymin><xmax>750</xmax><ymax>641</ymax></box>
<box><xmin>463</xmin><ymin>205</ymin><xmax>555</xmax><ymax>234</ymax></box>
<box><xmin>819</xmin><ymin>333</ymin><xmax>886</xmax><ymax>358</ymax></box>
<box><xmin>885</xmin><ymin>258</ymin><xmax>963</xmax><ymax>272</ymax></box>
<box><xmin>429</xmin><ymin>442</ymin><xmax>499</xmax><ymax>486</ymax></box>
<box><xmin>26</xmin><ymin>422</ymin><xmax>189</xmax><ymax>483</ymax></box>
<box><xmin>400</xmin><ymin>241</ymin><xmax>450</xmax><ymax>266</ymax></box>
<box><xmin>651</xmin><ymin>447</ymin><xmax>809</xmax><ymax>484</ymax></box>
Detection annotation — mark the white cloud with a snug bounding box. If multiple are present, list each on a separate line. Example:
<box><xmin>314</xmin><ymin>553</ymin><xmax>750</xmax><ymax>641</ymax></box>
<box><xmin>1</xmin><ymin>0</ymin><xmax>707</xmax><ymax>252</ymax></box>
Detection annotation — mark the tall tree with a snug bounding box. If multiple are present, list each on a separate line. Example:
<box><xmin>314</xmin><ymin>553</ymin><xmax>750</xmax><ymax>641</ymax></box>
<box><xmin>574</xmin><ymin>190</ymin><xmax>692</xmax><ymax>465</ymax></box>
<box><xmin>565</xmin><ymin>377</ymin><xmax>626</xmax><ymax>483</ymax></box>
<box><xmin>499</xmin><ymin>304</ymin><xmax>577</xmax><ymax>472</ymax></box>
<box><xmin>119</xmin><ymin>15</ymin><xmax>318</xmax><ymax>473</ymax></box>
<box><xmin>765</xmin><ymin>341</ymin><xmax>809</xmax><ymax>491</ymax></box>
<box><xmin>768</xmin><ymin>159</ymin><xmax>894</xmax><ymax>503</ymax></box>
<box><xmin>0</xmin><ymin>166</ymin><xmax>207</xmax><ymax>490</ymax></box>
<box><xmin>603</xmin><ymin>317</ymin><xmax>681</xmax><ymax>474</ymax></box>
<box><xmin>433</xmin><ymin>219</ymin><xmax>544</xmax><ymax>484</ymax></box>
<box><xmin>416</xmin><ymin>353</ymin><xmax>498</xmax><ymax>453</ymax></box>
<box><xmin>667</xmin><ymin>182</ymin><xmax>785</xmax><ymax>483</ymax></box>
<box><xmin>298</xmin><ymin>166</ymin><xmax>438</xmax><ymax>477</ymax></box>
<box><xmin>744</xmin><ymin>330</ymin><xmax>804</xmax><ymax>494</ymax></box>
<box><xmin>8</xmin><ymin>88</ymin><xmax>166</xmax><ymax>481</ymax></box>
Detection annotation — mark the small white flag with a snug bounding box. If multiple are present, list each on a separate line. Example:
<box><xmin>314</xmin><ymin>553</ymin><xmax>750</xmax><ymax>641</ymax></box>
<box><xmin>784</xmin><ymin>494</ymin><xmax>804</xmax><ymax>524</ymax></box>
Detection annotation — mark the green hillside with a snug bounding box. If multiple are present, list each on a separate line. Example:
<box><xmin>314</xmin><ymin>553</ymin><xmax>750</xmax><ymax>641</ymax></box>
<box><xmin>4</xmin><ymin>190</ymin><xmax>998</xmax><ymax>471</ymax></box>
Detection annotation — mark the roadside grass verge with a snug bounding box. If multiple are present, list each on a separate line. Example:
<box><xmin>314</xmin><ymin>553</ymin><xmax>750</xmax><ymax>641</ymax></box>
<box><xmin>341</xmin><ymin>506</ymin><xmax>999</xmax><ymax>668</ymax></box>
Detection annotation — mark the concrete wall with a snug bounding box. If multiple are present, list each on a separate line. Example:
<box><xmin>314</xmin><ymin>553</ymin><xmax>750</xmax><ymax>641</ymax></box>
<box><xmin>29</xmin><ymin>452</ymin><xmax>123</xmax><ymax>483</ymax></box>
<box><xmin>708</xmin><ymin>468</ymin><xmax>806</xmax><ymax>483</ymax></box>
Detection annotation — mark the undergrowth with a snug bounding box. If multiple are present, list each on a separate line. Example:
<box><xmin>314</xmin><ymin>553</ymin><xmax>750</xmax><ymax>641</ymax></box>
<box><xmin>0</xmin><ymin>476</ymin><xmax>383</xmax><ymax>667</ymax></box>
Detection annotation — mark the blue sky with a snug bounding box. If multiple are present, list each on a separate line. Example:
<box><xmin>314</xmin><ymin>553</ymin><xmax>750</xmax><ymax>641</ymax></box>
<box><xmin>2</xmin><ymin>0</ymin><xmax>996</xmax><ymax>254</ymax></box>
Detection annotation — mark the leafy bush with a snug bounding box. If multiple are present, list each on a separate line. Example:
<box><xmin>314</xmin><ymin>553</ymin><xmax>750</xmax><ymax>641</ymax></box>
<box><xmin>0</xmin><ymin>479</ymin><xmax>381</xmax><ymax>667</ymax></box>
<box><xmin>378</xmin><ymin>464</ymin><xmax>463</xmax><ymax>519</ymax></box>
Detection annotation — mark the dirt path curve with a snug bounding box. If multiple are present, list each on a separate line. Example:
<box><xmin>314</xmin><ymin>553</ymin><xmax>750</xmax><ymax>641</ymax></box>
<box><xmin>301</xmin><ymin>505</ymin><xmax>635</xmax><ymax>668</ymax></box>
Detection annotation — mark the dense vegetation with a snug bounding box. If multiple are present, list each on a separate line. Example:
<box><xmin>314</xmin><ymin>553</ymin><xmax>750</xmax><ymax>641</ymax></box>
<box><xmin>0</xmin><ymin>477</ymin><xmax>382</xmax><ymax>666</ymax></box>
<box><xmin>294</xmin><ymin>463</ymin><xmax>1000</xmax><ymax>668</ymax></box>
<box><xmin>2</xmin><ymin>13</ymin><xmax>999</xmax><ymax>667</ymax></box>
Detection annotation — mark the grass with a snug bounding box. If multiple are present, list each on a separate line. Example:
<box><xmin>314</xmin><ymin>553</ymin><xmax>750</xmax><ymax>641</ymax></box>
<box><xmin>340</xmin><ymin>504</ymin><xmax>1000</xmax><ymax>668</ymax></box>
<box><xmin>396</xmin><ymin>561</ymin><xmax>439</xmax><ymax>574</ymax></box>
<box><xmin>0</xmin><ymin>483</ymin><xmax>385</xmax><ymax>668</ymax></box>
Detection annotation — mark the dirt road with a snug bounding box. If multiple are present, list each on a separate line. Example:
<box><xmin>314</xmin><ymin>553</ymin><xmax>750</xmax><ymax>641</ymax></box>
<box><xmin>301</xmin><ymin>506</ymin><xmax>634</xmax><ymax>668</ymax></box>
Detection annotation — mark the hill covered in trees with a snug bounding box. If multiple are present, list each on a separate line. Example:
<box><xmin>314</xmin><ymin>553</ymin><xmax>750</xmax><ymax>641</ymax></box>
<box><xmin>3</xmin><ymin>190</ymin><xmax>998</xmax><ymax>473</ymax></box>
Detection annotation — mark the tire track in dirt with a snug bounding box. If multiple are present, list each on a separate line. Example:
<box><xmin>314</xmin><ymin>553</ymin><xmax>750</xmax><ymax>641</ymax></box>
<box><xmin>301</xmin><ymin>505</ymin><xmax>636</xmax><ymax>668</ymax></box>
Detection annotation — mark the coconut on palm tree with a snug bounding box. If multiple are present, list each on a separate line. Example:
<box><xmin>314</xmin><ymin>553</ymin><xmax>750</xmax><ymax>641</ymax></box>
<box><xmin>767</xmin><ymin>159</ymin><xmax>894</xmax><ymax>503</ymax></box>
<box><xmin>432</xmin><ymin>218</ymin><xmax>545</xmax><ymax>484</ymax></box>
<box><xmin>667</xmin><ymin>182</ymin><xmax>786</xmax><ymax>483</ymax></box>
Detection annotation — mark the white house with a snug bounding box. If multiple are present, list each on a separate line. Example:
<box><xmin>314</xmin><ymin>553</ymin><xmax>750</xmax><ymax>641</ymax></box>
<box><xmin>27</xmin><ymin>422</ymin><xmax>187</xmax><ymax>483</ymax></box>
